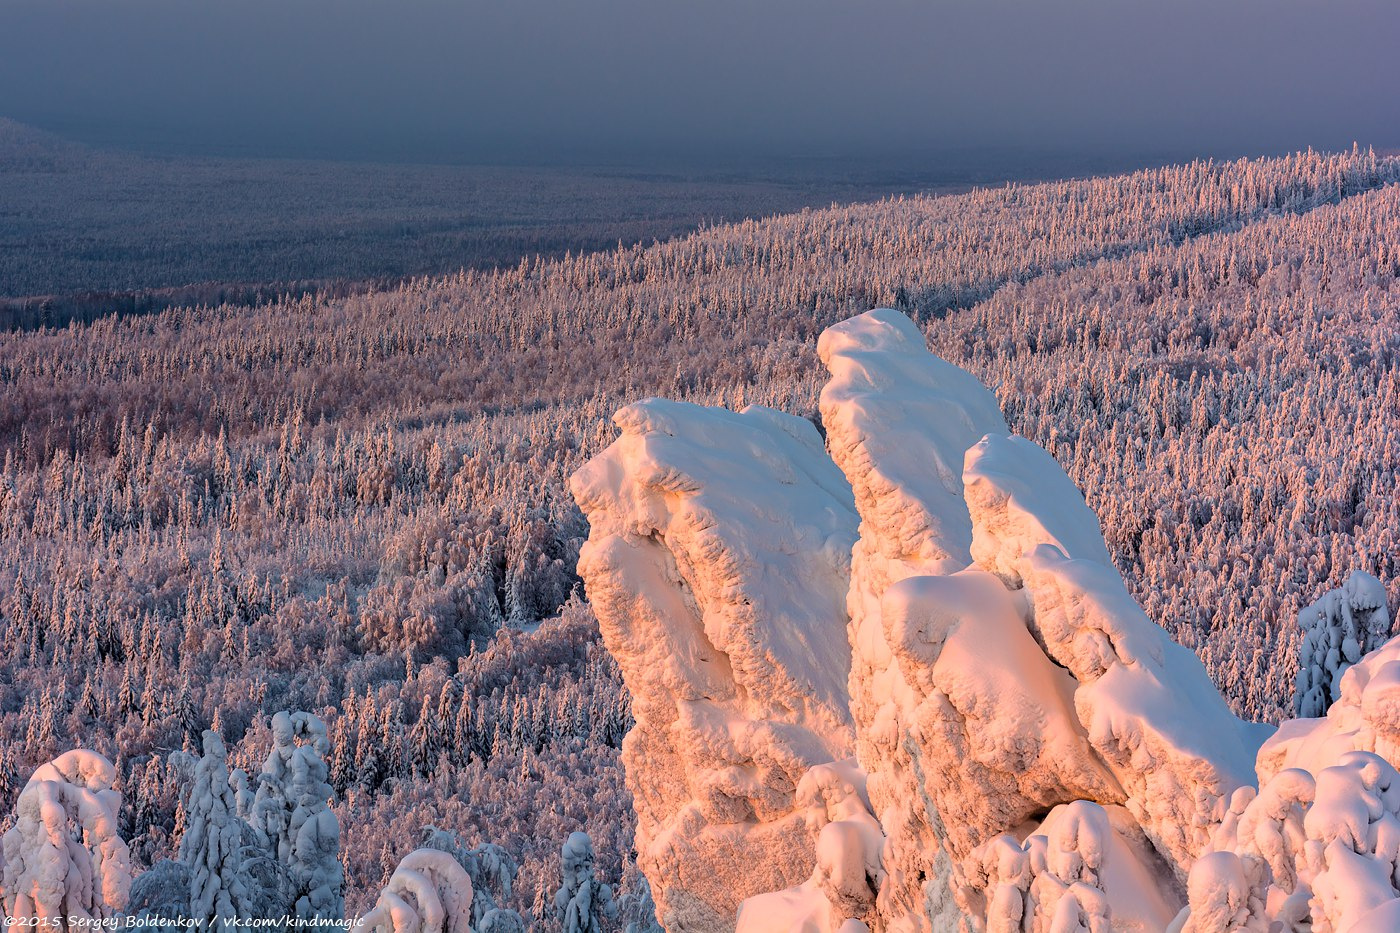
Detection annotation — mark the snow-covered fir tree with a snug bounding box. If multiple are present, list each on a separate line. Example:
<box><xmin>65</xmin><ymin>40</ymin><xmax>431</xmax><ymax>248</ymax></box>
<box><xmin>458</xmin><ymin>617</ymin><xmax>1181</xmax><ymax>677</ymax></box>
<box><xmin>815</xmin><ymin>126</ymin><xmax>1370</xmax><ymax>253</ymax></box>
<box><xmin>554</xmin><ymin>832</ymin><xmax>616</xmax><ymax>933</ymax></box>
<box><xmin>179</xmin><ymin>730</ymin><xmax>250</xmax><ymax>925</ymax></box>
<box><xmin>0</xmin><ymin>750</ymin><xmax>132</xmax><ymax>922</ymax></box>
<box><xmin>1293</xmin><ymin>570</ymin><xmax>1393</xmax><ymax>717</ymax></box>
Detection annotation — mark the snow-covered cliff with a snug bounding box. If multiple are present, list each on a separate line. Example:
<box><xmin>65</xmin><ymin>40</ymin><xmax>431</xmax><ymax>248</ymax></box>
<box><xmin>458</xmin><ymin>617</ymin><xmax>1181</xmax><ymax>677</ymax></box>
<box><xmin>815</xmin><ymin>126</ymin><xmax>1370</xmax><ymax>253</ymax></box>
<box><xmin>571</xmin><ymin>308</ymin><xmax>1396</xmax><ymax>932</ymax></box>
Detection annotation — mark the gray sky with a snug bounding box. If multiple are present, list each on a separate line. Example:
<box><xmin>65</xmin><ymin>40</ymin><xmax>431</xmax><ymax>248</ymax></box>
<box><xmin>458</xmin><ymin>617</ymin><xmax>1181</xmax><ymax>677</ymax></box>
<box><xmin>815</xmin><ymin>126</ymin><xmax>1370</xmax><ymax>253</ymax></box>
<box><xmin>3</xmin><ymin>0</ymin><xmax>1398</xmax><ymax>165</ymax></box>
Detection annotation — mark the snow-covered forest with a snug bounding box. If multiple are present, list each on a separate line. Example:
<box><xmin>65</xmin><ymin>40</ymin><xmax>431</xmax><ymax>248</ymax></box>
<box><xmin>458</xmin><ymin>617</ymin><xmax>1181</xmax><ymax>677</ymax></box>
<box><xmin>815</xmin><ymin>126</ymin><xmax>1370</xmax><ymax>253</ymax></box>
<box><xmin>0</xmin><ymin>118</ymin><xmax>989</xmax><ymax>329</ymax></box>
<box><xmin>1</xmin><ymin>147</ymin><xmax>1398</xmax><ymax>927</ymax></box>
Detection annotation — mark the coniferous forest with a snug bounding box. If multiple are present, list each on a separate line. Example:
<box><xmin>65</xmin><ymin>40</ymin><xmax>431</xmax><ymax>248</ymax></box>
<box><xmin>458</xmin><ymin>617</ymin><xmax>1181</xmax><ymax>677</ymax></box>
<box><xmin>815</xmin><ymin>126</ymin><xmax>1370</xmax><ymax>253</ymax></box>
<box><xmin>2</xmin><ymin>144</ymin><xmax>1397</xmax><ymax>926</ymax></box>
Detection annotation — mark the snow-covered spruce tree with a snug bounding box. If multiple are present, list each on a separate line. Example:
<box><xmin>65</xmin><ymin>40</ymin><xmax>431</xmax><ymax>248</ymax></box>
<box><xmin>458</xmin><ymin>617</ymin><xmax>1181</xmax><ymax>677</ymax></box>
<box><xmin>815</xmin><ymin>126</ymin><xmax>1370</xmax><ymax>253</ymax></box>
<box><xmin>476</xmin><ymin>908</ymin><xmax>527</xmax><ymax>933</ymax></box>
<box><xmin>249</xmin><ymin>710</ymin><xmax>342</xmax><ymax>919</ymax></box>
<box><xmin>287</xmin><ymin>742</ymin><xmax>342</xmax><ymax>919</ymax></box>
<box><xmin>619</xmin><ymin>875</ymin><xmax>664</xmax><ymax>933</ymax></box>
<box><xmin>554</xmin><ymin>832</ymin><xmax>616</xmax><ymax>933</ymax></box>
<box><xmin>125</xmin><ymin>859</ymin><xmax>191</xmax><ymax>928</ymax></box>
<box><xmin>419</xmin><ymin>826</ymin><xmax>518</xmax><ymax>924</ymax></box>
<box><xmin>360</xmin><ymin>848</ymin><xmax>475</xmax><ymax>933</ymax></box>
<box><xmin>0</xmin><ymin>750</ymin><xmax>132</xmax><ymax>923</ymax></box>
<box><xmin>1293</xmin><ymin>570</ymin><xmax>1393</xmax><ymax>717</ymax></box>
<box><xmin>179</xmin><ymin>729</ymin><xmax>249</xmax><ymax>926</ymax></box>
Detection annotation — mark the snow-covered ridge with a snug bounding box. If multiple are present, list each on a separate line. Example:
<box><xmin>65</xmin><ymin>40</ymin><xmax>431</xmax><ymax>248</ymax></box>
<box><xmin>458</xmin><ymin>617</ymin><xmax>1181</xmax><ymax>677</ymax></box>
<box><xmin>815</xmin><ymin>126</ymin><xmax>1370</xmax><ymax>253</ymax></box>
<box><xmin>572</xmin><ymin>308</ymin><xmax>1398</xmax><ymax>932</ymax></box>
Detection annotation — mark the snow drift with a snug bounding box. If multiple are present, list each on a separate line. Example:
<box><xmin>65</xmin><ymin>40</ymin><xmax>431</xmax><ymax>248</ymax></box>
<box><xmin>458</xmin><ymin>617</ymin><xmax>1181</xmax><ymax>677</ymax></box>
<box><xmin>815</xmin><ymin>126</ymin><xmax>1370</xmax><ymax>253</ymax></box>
<box><xmin>573</xmin><ymin>308</ymin><xmax>1396</xmax><ymax>932</ymax></box>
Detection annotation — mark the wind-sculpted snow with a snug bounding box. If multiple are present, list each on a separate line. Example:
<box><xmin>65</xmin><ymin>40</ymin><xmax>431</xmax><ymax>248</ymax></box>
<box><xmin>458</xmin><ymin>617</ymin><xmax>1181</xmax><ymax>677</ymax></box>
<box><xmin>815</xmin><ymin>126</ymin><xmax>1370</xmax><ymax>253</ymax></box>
<box><xmin>571</xmin><ymin>399</ymin><xmax>860</xmax><ymax>931</ymax></box>
<box><xmin>879</xmin><ymin>572</ymin><xmax>1124</xmax><ymax>867</ymax></box>
<box><xmin>964</xmin><ymin>433</ymin><xmax>1272</xmax><ymax>877</ymax></box>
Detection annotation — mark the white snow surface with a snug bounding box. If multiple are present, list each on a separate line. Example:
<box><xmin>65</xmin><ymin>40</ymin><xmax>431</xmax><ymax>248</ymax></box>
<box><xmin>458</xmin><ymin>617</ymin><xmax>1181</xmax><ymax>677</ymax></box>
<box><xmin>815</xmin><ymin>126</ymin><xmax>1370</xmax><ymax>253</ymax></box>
<box><xmin>572</xmin><ymin>308</ymin><xmax>1398</xmax><ymax>933</ymax></box>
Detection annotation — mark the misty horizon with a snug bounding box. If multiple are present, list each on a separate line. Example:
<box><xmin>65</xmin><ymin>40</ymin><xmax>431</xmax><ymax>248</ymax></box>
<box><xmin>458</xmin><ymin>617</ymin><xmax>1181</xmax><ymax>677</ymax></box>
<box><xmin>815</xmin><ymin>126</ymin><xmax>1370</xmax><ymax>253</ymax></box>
<box><xmin>3</xmin><ymin>0</ymin><xmax>1398</xmax><ymax>168</ymax></box>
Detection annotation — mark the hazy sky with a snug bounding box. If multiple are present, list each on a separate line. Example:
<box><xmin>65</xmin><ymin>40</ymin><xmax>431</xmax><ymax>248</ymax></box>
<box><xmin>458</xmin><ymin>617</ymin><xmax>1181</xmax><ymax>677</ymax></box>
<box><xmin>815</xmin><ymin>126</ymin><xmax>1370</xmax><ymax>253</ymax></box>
<box><xmin>3</xmin><ymin>0</ymin><xmax>1398</xmax><ymax>165</ymax></box>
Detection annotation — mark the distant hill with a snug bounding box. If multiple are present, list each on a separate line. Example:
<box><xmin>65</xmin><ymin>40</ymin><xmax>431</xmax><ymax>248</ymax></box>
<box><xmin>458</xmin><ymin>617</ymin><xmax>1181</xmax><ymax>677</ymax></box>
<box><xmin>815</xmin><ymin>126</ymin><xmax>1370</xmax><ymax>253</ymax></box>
<box><xmin>0</xmin><ymin>118</ymin><xmax>1068</xmax><ymax>322</ymax></box>
<box><xmin>0</xmin><ymin>116</ymin><xmax>92</xmax><ymax>172</ymax></box>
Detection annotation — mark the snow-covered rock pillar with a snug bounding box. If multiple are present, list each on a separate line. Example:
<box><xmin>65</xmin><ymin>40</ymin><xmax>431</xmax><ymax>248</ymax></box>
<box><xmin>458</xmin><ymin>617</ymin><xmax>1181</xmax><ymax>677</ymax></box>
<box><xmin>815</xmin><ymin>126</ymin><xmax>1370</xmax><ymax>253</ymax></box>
<box><xmin>817</xmin><ymin>308</ymin><xmax>1011</xmax><ymax>931</ymax></box>
<box><xmin>571</xmin><ymin>399</ymin><xmax>860</xmax><ymax>932</ymax></box>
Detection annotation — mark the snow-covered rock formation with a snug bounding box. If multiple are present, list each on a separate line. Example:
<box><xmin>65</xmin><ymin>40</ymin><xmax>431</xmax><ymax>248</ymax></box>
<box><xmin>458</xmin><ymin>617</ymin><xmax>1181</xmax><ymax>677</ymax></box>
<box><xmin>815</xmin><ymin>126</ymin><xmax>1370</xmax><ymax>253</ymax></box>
<box><xmin>573</xmin><ymin>307</ymin><xmax>1394</xmax><ymax>932</ymax></box>
<box><xmin>816</xmin><ymin>308</ymin><xmax>1012</xmax><ymax>930</ymax></box>
<box><xmin>0</xmin><ymin>750</ymin><xmax>132</xmax><ymax>923</ymax></box>
<box><xmin>962</xmin><ymin>433</ymin><xmax>1270</xmax><ymax>879</ymax></box>
<box><xmin>571</xmin><ymin>399</ymin><xmax>860</xmax><ymax>931</ymax></box>
<box><xmin>816</xmin><ymin>311</ymin><xmax>1264</xmax><ymax>927</ymax></box>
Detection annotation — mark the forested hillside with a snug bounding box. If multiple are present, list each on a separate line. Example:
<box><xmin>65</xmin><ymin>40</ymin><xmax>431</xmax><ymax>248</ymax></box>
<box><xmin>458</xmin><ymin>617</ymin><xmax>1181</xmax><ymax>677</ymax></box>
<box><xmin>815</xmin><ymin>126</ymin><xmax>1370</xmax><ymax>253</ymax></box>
<box><xmin>0</xmin><ymin>148</ymin><xmax>1396</xmax><ymax>921</ymax></box>
<box><xmin>0</xmin><ymin>117</ymin><xmax>997</xmax><ymax>328</ymax></box>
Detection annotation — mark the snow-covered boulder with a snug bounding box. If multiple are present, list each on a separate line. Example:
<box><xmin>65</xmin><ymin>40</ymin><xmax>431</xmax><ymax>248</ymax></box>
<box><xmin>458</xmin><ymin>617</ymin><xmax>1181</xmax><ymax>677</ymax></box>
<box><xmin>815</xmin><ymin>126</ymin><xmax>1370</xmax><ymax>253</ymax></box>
<box><xmin>0</xmin><ymin>749</ymin><xmax>132</xmax><ymax>922</ymax></box>
<box><xmin>572</xmin><ymin>399</ymin><xmax>859</xmax><ymax>931</ymax></box>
